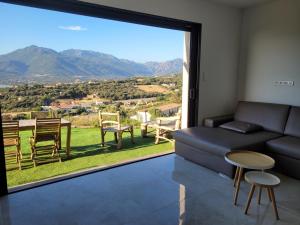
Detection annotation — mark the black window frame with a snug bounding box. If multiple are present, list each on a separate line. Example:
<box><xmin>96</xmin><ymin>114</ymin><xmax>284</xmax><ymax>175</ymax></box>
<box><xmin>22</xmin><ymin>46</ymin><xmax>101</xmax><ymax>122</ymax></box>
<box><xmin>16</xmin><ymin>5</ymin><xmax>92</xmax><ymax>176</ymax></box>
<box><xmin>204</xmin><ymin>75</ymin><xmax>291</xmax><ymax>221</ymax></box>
<box><xmin>0</xmin><ymin>0</ymin><xmax>201</xmax><ymax>196</ymax></box>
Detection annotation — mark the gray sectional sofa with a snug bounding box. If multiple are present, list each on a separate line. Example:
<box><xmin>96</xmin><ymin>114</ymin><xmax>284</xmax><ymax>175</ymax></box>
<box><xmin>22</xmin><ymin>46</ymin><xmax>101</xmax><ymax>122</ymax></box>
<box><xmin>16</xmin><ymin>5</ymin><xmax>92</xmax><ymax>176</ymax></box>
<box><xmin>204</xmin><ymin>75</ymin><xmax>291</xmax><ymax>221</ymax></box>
<box><xmin>174</xmin><ymin>101</ymin><xmax>300</xmax><ymax>179</ymax></box>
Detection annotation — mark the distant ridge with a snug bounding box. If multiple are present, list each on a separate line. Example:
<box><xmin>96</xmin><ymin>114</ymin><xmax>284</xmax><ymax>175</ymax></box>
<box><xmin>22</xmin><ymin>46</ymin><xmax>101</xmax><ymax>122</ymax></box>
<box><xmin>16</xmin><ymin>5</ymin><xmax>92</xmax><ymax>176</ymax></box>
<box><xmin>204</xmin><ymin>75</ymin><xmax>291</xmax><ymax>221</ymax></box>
<box><xmin>0</xmin><ymin>45</ymin><xmax>182</xmax><ymax>83</ymax></box>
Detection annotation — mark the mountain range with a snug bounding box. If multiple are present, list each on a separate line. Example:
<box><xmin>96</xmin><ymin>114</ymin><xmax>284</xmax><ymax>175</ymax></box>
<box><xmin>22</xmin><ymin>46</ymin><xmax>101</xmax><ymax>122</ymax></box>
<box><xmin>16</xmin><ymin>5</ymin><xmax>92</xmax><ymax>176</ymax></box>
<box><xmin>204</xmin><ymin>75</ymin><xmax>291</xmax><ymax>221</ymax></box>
<box><xmin>0</xmin><ymin>45</ymin><xmax>182</xmax><ymax>84</ymax></box>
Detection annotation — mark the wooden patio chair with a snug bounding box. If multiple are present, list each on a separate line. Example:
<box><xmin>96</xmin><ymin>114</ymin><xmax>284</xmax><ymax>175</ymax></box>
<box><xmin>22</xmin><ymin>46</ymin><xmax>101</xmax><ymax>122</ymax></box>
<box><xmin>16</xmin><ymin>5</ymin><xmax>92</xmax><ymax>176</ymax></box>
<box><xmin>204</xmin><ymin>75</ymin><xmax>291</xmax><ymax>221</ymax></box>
<box><xmin>98</xmin><ymin>111</ymin><xmax>134</xmax><ymax>149</ymax></box>
<box><xmin>30</xmin><ymin>118</ymin><xmax>61</xmax><ymax>167</ymax></box>
<box><xmin>154</xmin><ymin>111</ymin><xmax>182</xmax><ymax>144</ymax></box>
<box><xmin>2</xmin><ymin>120</ymin><xmax>22</xmax><ymax>170</ymax></box>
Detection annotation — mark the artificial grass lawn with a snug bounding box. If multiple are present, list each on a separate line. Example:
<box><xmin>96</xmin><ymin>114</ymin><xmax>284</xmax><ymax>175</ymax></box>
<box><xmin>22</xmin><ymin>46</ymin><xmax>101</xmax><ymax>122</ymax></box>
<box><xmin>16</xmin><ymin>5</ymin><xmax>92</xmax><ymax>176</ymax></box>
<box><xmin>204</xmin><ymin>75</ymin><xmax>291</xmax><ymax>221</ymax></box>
<box><xmin>6</xmin><ymin>127</ymin><xmax>173</xmax><ymax>187</ymax></box>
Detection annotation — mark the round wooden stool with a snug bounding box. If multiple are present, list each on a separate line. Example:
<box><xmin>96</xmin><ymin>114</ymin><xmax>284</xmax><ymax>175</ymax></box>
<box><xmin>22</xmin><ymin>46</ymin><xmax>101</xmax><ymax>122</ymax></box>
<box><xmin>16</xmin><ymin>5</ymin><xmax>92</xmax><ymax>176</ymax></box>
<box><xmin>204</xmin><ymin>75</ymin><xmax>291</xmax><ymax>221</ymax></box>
<box><xmin>244</xmin><ymin>171</ymin><xmax>280</xmax><ymax>220</ymax></box>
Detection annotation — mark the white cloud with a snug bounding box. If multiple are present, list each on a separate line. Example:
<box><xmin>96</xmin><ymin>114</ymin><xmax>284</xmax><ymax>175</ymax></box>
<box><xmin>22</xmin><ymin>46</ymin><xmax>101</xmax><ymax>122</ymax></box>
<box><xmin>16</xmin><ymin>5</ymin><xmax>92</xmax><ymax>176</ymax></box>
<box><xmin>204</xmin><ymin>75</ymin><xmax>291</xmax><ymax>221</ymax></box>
<box><xmin>58</xmin><ymin>25</ymin><xmax>87</xmax><ymax>31</ymax></box>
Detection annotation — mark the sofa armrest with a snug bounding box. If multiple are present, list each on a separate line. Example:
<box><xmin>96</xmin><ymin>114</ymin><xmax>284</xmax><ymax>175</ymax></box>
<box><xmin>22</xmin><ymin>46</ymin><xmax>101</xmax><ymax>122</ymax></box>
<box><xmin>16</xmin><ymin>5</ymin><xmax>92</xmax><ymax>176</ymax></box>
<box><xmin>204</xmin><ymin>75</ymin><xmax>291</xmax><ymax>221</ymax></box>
<box><xmin>204</xmin><ymin>115</ymin><xmax>234</xmax><ymax>128</ymax></box>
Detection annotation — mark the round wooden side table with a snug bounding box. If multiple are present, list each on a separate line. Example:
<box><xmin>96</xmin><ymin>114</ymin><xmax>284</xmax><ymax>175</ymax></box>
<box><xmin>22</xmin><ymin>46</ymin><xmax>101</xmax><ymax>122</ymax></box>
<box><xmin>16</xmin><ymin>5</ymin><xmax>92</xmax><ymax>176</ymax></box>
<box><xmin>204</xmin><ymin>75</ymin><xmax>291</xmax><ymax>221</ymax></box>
<box><xmin>225</xmin><ymin>150</ymin><xmax>275</xmax><ymax>205</ymax></box>
<box><xmin>244</xmin><ymin>171</ymin><xmax>280</xmax><ymax>220</ymax></box>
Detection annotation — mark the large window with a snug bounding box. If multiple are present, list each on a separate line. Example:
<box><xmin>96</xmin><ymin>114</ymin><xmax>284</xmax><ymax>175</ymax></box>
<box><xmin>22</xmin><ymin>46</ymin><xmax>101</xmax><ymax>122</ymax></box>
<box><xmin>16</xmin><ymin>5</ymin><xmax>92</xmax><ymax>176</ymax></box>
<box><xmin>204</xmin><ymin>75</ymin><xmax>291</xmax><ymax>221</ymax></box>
<box><xmin>0</xmin><ymin>0</ymin><xmax>201</xmax><ymax>195</ymax></box>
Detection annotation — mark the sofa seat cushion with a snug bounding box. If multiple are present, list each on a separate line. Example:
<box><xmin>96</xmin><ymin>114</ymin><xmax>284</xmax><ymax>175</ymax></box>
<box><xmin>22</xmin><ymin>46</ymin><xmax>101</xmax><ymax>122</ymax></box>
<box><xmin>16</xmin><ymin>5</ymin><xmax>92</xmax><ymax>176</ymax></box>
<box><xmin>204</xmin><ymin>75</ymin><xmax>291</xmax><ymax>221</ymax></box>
<box><xmin>267</xmin><ymin>136</ymin><xmax>300</xmax><ymax>160</ymax></box>
<box><xmin>174</xmin><ymin>126</ymin><xmax>281</xmax><ymax>157</ymax></box>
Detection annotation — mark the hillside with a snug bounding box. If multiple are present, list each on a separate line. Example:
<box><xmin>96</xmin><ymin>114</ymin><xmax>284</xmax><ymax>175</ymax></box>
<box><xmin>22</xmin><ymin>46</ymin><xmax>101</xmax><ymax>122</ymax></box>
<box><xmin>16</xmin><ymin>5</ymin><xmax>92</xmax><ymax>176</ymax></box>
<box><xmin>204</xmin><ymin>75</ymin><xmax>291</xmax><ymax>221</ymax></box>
<box><xmin>0</xmin><ymin>46</ymin><xmax>182</xmax><ymax>84</ymax></box>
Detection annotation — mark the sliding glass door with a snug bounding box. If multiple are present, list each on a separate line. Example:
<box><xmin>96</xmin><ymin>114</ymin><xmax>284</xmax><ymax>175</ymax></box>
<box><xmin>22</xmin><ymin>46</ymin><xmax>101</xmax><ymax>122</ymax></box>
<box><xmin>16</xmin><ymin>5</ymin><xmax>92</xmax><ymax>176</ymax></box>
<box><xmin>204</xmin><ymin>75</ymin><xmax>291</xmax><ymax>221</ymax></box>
<box><xmin>0</xmin><ymin>0</ymin><xmax>201</xmax><ymax>195</ymax></box>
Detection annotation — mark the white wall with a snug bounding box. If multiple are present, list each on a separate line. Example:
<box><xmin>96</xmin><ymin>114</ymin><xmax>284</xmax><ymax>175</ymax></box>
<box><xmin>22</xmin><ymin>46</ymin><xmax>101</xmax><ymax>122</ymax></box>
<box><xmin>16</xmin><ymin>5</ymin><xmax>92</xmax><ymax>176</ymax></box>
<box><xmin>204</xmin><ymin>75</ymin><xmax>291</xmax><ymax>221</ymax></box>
<box><xmin>83</xmin><ymin>0</ymin><xmax>242</xmax><ymax>124</ymax></box>
<box><xmin>239</xmin><ymin>0</ymin><xmax>300</xmax><ymax>106</ymax></box>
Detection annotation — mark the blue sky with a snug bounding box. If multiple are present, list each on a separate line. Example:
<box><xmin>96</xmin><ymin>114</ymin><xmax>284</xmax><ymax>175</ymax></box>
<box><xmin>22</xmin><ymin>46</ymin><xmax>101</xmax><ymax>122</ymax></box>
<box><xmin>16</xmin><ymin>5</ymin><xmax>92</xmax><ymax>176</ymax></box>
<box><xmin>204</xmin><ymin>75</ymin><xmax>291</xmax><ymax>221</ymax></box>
<box><xmin>0</xmin><ymin>2</ymin><xmax>183</xmax><ymax>63</ymax></box>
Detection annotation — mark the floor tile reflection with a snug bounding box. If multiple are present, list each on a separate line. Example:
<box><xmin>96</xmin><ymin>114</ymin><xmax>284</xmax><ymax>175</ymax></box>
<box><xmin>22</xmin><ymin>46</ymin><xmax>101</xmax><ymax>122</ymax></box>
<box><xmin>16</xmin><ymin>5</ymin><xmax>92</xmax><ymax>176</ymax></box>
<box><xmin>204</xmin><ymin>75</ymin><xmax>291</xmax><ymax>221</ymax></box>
<box><xmin>1</xmin><ymin>154</ymin><xmax>300</xmax><ymax>225</ymax></box>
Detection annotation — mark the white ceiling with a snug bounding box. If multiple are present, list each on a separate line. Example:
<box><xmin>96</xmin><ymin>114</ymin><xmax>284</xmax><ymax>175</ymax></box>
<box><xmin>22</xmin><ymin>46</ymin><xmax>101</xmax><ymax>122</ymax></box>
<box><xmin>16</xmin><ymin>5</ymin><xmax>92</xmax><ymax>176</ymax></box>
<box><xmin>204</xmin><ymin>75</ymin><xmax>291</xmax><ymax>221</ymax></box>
<box><xmin>207</xmin><ymin>0</ymin><xmax>273</xmax><ymax>8</ymax></box>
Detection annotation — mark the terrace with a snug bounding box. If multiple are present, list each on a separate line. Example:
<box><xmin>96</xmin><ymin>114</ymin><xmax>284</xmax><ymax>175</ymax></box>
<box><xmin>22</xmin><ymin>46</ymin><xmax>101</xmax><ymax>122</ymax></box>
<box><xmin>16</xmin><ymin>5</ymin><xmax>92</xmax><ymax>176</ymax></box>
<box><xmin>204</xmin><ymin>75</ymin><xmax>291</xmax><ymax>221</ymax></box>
<box><xmin>5</xmin><ymin>127</ymin><xmax>173</xmax><ymax>188</ymax></box>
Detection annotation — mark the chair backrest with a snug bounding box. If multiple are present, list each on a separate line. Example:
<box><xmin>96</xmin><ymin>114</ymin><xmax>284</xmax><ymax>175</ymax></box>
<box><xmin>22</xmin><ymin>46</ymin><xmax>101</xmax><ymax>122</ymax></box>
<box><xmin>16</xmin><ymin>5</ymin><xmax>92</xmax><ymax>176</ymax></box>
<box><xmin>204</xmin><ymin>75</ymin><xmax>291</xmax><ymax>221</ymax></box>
<box><xmin>49</xmin><ymin>109</ymin><xmax>60</xmax><ymax>118</ymax></box>
<box><xmin>156</xmin><ymin>109</ymin><xmax>182</xmax><ymax>130</ymax></box>
<box><xmin>34</xmin><ymin>118</ymin><xmax>61</xmax><ymax>142</ymax></box>
<box><xmin>98</xmin><ymin>111</ymin><xmax>121</xmax><ymax>129</ymax></box>
<box><xmin>2</xmin><ymin>114</ymin><xmax>13</xmax><ymax>121</ymax></box>
<box><xmin>2</xmin><ymin>120</ymin><xmax>19</xmax><ymax>146</ymax></box>
<box><xmin>30</xmin><ymin>111</ymin><xmax>49</xmax><ymax>119</ymax></box>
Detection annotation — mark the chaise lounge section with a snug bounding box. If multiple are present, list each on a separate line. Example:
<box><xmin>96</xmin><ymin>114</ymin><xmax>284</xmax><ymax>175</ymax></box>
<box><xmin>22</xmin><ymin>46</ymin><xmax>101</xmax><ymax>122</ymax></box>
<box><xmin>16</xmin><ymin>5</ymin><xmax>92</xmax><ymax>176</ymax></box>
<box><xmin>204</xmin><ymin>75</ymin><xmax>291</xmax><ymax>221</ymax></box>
<box><xmin>174</xmin><ymin>101</ymin><xmax>300</xmax><ymax>179</ymax></box>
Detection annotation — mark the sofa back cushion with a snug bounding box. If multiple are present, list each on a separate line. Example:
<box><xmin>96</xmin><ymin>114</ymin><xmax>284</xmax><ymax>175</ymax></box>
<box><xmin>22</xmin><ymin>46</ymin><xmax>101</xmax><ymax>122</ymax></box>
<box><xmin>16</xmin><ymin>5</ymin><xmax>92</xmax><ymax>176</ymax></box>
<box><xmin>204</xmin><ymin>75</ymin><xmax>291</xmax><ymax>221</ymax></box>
<box><xmin>284</xmin><ymin>107</ymin><xmax>300</xmax><ymax>138</ymax></box>
<box><xmin>234</xmin><ymin>101</ymin><xmax>290</xmax><ymax>133</ymax></box>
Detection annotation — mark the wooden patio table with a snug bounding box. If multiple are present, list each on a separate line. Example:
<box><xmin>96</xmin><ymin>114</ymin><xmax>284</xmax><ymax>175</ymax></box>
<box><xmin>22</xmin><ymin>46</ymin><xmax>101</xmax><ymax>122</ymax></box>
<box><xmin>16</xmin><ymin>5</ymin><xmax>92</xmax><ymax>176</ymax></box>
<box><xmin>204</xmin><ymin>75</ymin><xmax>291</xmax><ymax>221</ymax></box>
<box><xmin>18</xmin><ymin>119</ymin><xmax>71</xmax><ymax>157</ymax></box>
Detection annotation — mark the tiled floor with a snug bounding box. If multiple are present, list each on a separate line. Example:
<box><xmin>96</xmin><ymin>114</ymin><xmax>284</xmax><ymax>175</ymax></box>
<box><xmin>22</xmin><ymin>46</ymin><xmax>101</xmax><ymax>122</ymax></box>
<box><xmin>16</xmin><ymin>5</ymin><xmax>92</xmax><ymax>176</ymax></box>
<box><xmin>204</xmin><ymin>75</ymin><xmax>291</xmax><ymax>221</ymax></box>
<box><xmin>0</xmin><ymin>154</ymin><xmax>300</xmax><ymax>225</ymax></box>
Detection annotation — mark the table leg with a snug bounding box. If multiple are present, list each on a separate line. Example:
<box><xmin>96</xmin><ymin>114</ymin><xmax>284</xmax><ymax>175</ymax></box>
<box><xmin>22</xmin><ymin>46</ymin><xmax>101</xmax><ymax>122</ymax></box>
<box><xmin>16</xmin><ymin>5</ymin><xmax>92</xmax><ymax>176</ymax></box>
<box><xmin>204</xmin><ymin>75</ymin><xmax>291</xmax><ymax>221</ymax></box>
<box><xmin>257</xmin><ymin>186</ymin><xmax>262</xmax><ymax>205</ymax></box>
<box><xmin>234</xmin><ymin>167</ymin><xmax>243</xmax><ymax>205</ymax></box>
<box><xmin>269</xmin><ymin>187</ymin><xmax>279</xmax><ymax>220</ymax></box>
<box><xmin>244</xmin><ymin>184</ymin><xmax>256</xmax><ymax>214</ymax></box>
<box><xmin>58</xmin><ymin>128</ymin><xmax>62</xmax><ymax>150</ymax></box>
<box><xmin>267</xmin><ymin>188</ymin><xmax>272</xmax><ymax>202</ymax></box>
<box><xmin>233</xmin><ymin>167</ymin><xmax>240</xmax><ymax>187</ymax></box>
<box><xmin>66</xmin><ymin>124</ymin><xmax>71</xmax><ymax>157</ymax></box>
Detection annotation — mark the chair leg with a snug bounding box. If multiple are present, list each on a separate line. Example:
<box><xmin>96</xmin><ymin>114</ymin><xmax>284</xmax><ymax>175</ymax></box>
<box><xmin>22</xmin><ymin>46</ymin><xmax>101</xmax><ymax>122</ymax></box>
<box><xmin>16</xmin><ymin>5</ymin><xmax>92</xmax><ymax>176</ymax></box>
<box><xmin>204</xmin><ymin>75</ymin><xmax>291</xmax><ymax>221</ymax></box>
<box><xmin>141</xmin><ymin>124</ymin><xmax>147</xmax><ymax>138</ymax></box>
<box><xmin>117</xmin><ymin>131</ymin><xmax>122</xmax><ymax>149</ymax></box>
<box><xmin>130</xmin><ymin>126</ymin><xmax>134</xmax><ymax>144</ymax></box>
<box><xmin>244</xmin><ymin>184</ymin><xmax>256</xmax><ymax>214</ymax></box>
<box><xmin>155</xmin><ymin>128</ymin><xmax>160</xmax><ymax>144</ymax></box>
<box><xmin>100</xmin><ymin>129</ymin><xmax>105</xmax><ymax>147</ymax></box>
<box><xmin>30</xmin><ymin>145</ymin><xmax>35</xmax><ymax>160</ymax></box>
<box><xmin>15</xmin><ymin>149</ymin><xmax>22</xmax><ymax>170</ymax></box>
<box><xmin>57</xmin><ymin>148</ymin><xmax>62</xmax><ymax>163</ymax></box>
<box><xmin>32</xmin><ymin>149</ymin><xmax>37</xmax><ymax>167</ymax></box>
<box><xmin>18</xmin><ymin>142</ymin><xmax>23</xmax><ymax>160</ymax></box>
<box><xmin>19</xmin><ymin>151</ymin><xmax>23</xmax><ymax>160</ymax></box>
<box><xmin>114</xmin><ymin>132</ymin><xmax>118</xmax><ymax>143</ymax></box>
<box><xmin>18</xmin><ymin>153</ymin><xmax>22</xmax><ymax>170</ymax></box>
<box><xmin>53</xmin><ymin>141</ymin><xmax>61</xmax><ymax>162</ymax></box>
<box><xmin>30</xmin><ymin>143</ymin><xmax>37</xmax><ymax>167</ymax></box>
<box><xmin>52</xmin><ymin>146</ymin><xmax>55</xmax><ymax>157</ymax></box>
